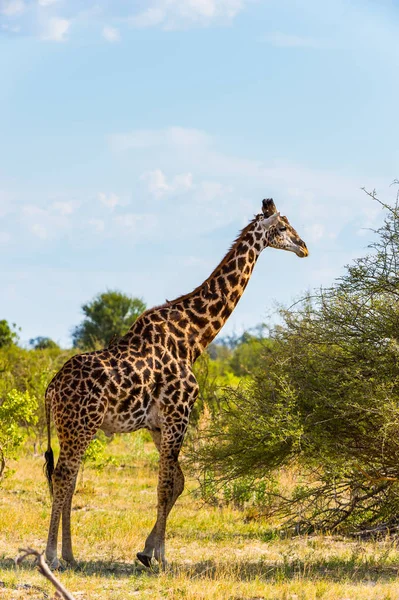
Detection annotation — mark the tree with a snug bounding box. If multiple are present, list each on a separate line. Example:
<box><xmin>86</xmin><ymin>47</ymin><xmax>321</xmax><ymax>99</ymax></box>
<box><xmin>72</xmin><ymin>290</ymin><xmax>146</xmax><ymax>350</ymax></box>
<box><xmin>29</xmin><ymin>337</ymin><xmax>60</xmax><ymax>350</ymax></box>
<box><xmin>229</xmin><ymin>331</ymin><xmax>273</xmax><ymax>377</ymax></box>
<box><xmin>0</xmin><ymin>320</ymin><xmax>19</xmax><ymax>348</ymax></box>
<box><xmin>191</xmin><ymin>191</ymin><xmax>399</xmax><ymax>532</ymax></box>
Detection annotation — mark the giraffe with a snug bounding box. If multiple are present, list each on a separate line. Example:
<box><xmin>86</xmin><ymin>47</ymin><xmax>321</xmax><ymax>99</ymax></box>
<box><xmin>44</xmin><ymin>198</ymin><xmax>308</xmax><ymax>570</ymax></box>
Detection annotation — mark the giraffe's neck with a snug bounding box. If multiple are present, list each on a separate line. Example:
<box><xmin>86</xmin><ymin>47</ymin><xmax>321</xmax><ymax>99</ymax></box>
<box><xmin>168</xmin><ymin>217</ymin><xmax>266</xmax><ymax>362</ymax></box>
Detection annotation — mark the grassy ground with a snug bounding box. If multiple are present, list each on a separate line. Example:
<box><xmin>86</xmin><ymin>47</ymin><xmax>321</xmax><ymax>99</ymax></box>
<box><xmin>1</xmin><ymin>434</ymin><xmax>399</xmax><ymax>599</ymax></box>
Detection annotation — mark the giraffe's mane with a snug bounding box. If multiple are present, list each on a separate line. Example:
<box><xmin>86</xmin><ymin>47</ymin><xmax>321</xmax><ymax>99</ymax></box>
<box><xmin>135</xmin><ymin>214</ymin><xmax>262</xmax><ymax>322</ymax></box>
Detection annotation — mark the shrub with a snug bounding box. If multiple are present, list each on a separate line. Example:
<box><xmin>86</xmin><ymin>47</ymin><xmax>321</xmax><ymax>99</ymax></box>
<box><xmin>0</xmin><ymin>389</ymin><xmax>38</xmax><ymax>478</ymax></box>
<box><xmin>190</xmin><ymin>192</ymin><xmax>399</xmax><ymax>532</ymax></box>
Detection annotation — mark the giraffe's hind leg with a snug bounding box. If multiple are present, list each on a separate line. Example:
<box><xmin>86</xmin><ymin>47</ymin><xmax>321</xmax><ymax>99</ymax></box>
<box><xmin>61</xmin><ymin>473</ymin><xmax>78</xmax><ymax>564</ymax></box>
<box><xmin>46</xmin><ymin>434</ymin><xmax>96</xmax><ymax>568</ymax></box>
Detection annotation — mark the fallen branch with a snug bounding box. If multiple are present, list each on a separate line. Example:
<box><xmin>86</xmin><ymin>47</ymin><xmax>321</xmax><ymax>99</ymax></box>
<box><xmin>16</xmin><ymin>548</ymin><xmax>75</xmax><ymax>600</ymax></box>
<box><xmin>352</xmin><ymin>523</ymin><xmax>399</xmax><ymax>539</ymax></box>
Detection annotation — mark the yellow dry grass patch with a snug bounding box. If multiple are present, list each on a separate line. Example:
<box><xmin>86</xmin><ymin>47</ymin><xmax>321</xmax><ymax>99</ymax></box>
<box><xmin>1</xmin><ymin>435</ymin><xmax>399</xmax><ymax>599</ymax></box>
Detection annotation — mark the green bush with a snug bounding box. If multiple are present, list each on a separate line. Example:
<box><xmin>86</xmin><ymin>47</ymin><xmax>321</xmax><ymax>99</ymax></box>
<box><xmin>190</xmin><ymin>193</ymin><xmax>399</xmax><ymax>532</ymax></box>
<box><xmin>0</xmin><ymin>344</ymin><xmax>74</xmax><ymax>449</ymax></box>
<box><xmin>0</xmin><ymin>320</ymin><xmax>19</xmax><ymax>348</ymax></box>
<box><xmin>0</xmin><ymin>389</ymin><xmax>38</xmax><ymax>478</ymax></box>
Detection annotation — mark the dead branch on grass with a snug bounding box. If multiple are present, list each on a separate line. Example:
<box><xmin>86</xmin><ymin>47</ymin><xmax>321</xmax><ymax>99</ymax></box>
<box><xmin>16</xmin><ymin>548</ymin><xmax>75</xmax><ymax>600</ymax></box>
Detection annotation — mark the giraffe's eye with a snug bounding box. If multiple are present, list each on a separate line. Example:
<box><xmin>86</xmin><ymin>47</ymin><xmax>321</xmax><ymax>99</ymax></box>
<box><xmin>279</xmin><ymin>227</ymin><xmax>287</xmax><ymax>232</ymax></box>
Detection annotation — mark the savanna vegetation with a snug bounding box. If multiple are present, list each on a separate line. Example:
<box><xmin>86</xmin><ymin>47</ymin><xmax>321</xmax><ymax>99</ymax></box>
<box><xmin>191</xmin><ymin>193</ymin><xmax>399</xmax><ymax>535</ymax></box>
<box><xmin>2</xmin><ymin>194</ymin><xmax>399</xmax><ymax>598</ymax></box>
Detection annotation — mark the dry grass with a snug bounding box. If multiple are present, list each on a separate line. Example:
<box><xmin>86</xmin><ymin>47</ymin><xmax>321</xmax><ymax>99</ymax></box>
<box><xmin>1</xmin><ymin>434</ymin><xmax>399</xmax><ymax>599</ymax></box>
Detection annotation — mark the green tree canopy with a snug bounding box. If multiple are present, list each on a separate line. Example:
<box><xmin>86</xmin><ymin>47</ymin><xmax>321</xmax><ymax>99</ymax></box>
<box><xmin>0</xmin><ymin>320</ymin><xmax>19</xmax><ymax>348</ymax></box>
<box><xmin>29</xmin><ymin>337</ymin><xmax>60</xmax><ymax>351</ymax></box>
<box><xmin>229</xmin><ymin>331</ymin><xmax>273</xmax><ymax>377</ymax></box>
<box><xmin>72</xmin><ymin>290</ymin><xmax>146</xmax><ymax>350</ymax></box>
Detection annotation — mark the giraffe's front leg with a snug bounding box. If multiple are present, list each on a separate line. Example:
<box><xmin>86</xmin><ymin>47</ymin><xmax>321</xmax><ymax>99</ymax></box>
<box><xmin>61</xmin><ymin>474</ymin><xmax>78</xmax><ymax>565</ymax></box>
<box><xmin>137</xmin><ymin>375</ymin><xmax>198</xmax><ymax>570</ymax></box>
<box><xmin>138</xmin><ymin>461</ymin><xmax>185</xmax><ymax>568</ymax></box>
<box><xmin>137</xmin><ymin>424</ymin><xmax>187</xmax><ymax>570</ymax></box>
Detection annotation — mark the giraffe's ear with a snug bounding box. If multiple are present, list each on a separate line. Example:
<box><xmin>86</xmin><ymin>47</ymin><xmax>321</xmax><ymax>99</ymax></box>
<box><xmin>263</xmin><ymin>212</ymin><xmax>280</xmax><ymax>228</ymax></box>
<box><xmin>262</xmin><ymin>198</ymin><xmax>277</xmax><ymax>217</ymax></box>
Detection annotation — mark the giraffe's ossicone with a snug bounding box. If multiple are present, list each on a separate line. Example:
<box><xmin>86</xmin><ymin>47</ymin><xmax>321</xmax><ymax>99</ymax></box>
<box><xmin>44</xmin><ymin>198</ymin><xmax>308</xmax><ymax>570</ymax></box>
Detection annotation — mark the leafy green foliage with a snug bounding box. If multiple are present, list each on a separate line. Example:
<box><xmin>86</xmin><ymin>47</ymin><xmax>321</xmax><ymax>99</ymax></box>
<box><xmin>82</xmin><ymin>435</ymin><xmax>109</xmax><ymax>472</ymax></box>
<box><xmin>191</xmin><ymin>351</ymin><xmax>241</xmax><ymax>423</ymax></box>
<box><xmin>0</xmin><ymin>320</ymin><xmax>19</xmax><ymax>348</ymax></box>
<box><xmin>228</xmin><ymin>331</ymin><xmax>273</xmax><ymax>376</ymax></box>
<box><xmin>72</xmin><ymin>290</ymin><xmax>146</xmax><ymax>350</ymax></box>
<box><xmin>29</xmin><ymin>336</ymin><xmax>60</xmax><ymax>350</ymax></box>
<box><xmin>190</xmin><ymin>331</ymin><xmax>273</xmax><ymax>428</ymax></box>
<box><xmin>0</xmin><ymin>343</ymin><xmax>74</xmax><ymax>447</ymax></box>
<box><xmin>0</xmin><ymin>389</ymin><xmax>38</xmax><ymax>478</ymax></box>
<box><xmin>191</xmin><ymin>193</ymin><xmax>399</xmax><ymax>532</ymax></box>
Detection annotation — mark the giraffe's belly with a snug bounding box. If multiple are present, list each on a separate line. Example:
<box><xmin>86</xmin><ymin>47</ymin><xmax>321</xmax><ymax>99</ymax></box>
<box><xmin>100</xmin><ymin>392</ymin><xmax>158</xmax><ymax>434</ymax></box>
<box><xmin>100</xmin><ymin>414</ymin><xmax>143</xmax><ymax>435</ymax></box>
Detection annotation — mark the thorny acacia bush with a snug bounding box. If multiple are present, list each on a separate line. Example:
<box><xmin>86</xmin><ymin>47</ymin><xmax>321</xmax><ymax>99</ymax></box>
<box><xmin>188</xmin><ymin>192</ymin><xmax>399</xmax><ymax>532</ymax></box>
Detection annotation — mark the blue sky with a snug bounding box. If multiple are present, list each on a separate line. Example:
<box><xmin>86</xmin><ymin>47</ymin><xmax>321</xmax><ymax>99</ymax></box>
<box><xmin>1</xmin><ymin>0</ymin><xmax>398</xmax><ymax>347</ymax></box>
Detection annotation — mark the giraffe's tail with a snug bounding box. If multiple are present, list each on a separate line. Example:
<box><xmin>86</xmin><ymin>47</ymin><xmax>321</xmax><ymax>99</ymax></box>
<box><xmin>44</xmin><ymin>389</ymin><xmax>54</xmax><ymax>497</ymax></box>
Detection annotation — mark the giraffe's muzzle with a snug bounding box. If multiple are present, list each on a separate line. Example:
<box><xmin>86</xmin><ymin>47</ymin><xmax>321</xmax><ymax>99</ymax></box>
<box><xmin>296</xmin><ymin>240</ymin><xmax>309</xmax><ymax>258</ymax></box>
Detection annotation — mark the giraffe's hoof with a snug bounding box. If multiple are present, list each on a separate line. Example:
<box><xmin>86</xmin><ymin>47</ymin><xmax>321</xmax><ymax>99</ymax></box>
<box><xmin>63</xmin><ymin>558</ymin><xmax>78</xmax><ymax>569</ymax></box>
<box><xmin>136</xmin><ymin>552</ymin><xmax>152</xmax><ymax>569</ymax></box>
<box><xmin>48</xmin><ymin>557</ymin><xmax>63</xmax><ymax>571</ymax></box>
<box><xmin>158</xmin><ymin>559</ymin><xmax>169</xmax><ymax>572</ymax></box>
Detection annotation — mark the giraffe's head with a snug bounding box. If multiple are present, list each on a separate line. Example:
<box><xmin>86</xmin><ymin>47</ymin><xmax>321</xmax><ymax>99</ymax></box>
<box><xmin>260</xmin><ymin>198</ymin><xmax>308</xmax><ymax>258</ymax></box>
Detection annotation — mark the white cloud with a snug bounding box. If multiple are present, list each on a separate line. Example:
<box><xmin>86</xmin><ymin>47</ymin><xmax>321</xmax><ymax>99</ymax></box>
<box><xmin>140</xmin><ymin>169</ymin><xmax>193</xmax><ymax>198</ymax></box>
<box><xmin>113</xmin><ymin>213</ymin><xmax>157</xmax><ymax>238</ymax></box>
<box><xmin>41</xmin><ymin>17</ymin><xmax>70</xmax><ymax>41</ymax></box>
<box><xmin>0</xmin><ymin>0</ymin><xmax>25</xmax><ymax>16</ymax></box>
<box><xmin>199</xmin><ymin>180</ymin><xmax>234</xmax><ymax>202</ymax></box>
<box><xmin>2</xmin><ymin>0</ymin><xmax>248</xmax><ymax>38</ymax></box>
<box><xmin>98</xmin><ymin>192</ymin><xmax>121</xmax><ymax>209</ymax></box>
<box><xmin>130</xmin><ymin>0</ymin><xmax>247</xmax><ymax>29</ymax></box>
<box><xmin>109</xmin><ymin>126</ymin><xmax>210</xmax><ymax>152</ymax></box>
<box><xmin>22</xmin><ymin>206</ymin><xmax>50</xmax><ymax>240</ymax></box>
<box><xmin>51</xmin><ymin>201</ymin><xmax>75</xmax><ymax>215</ymax></box>
<box><xmin>22</xmin><ymin>205</ymin><xmax>44</xmax><ymax>217</ymax></box>
<box><xmin>131</xmin><ymin>7</ymin><xmax>164</xmax><ymax>28</ymax></box>
<box><xmin>1</xmin><ymin>22</ymin><xmax>20</xmax><ymax>32</ymax></box>
<box><xmin>141</xmin><ymin>169</ymin><xmax>169</xmax><ymax>197</ymax></box>
<box><xmin>22</xmin><ymin>203</ymin><xmax>73</xmax><ymax>239</ymax></box>
<box><xmin>304</xmin><ymin>223</ymin><xmax>328</xmax><ymax>243</ymax></box>
<box><xmin>111</xmin><ymin>125</ymin><xmax>388</xmax><ymax>243</ymax></box>
<box><xmin>174</xmin><ymin>172</ymin><xmax>193</xmax><ymax>191</ymax></box>
<box><xmin>261</xmin><ymin>31</ymin><xmax>326</xmax><ymax>49</ymax></box>
<box><xmin>31</xmin><ymin>223</ymin><xmax>48</xmax><ymax>239</ymax></box>
<box><xmin>102</xmin><ymin>26</ymin><xmax>120</xmax><ymax>42</ymax></box>
<box><xmin>88</xmin><ymin>218</ymin><xmax>105</xmax><ymax>233</ymax></box>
